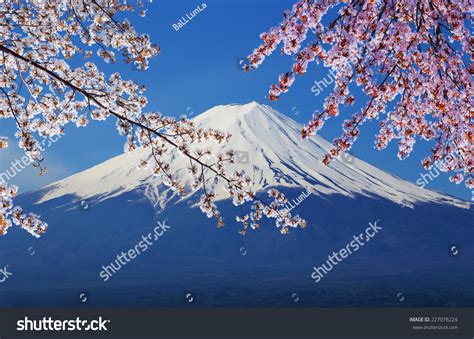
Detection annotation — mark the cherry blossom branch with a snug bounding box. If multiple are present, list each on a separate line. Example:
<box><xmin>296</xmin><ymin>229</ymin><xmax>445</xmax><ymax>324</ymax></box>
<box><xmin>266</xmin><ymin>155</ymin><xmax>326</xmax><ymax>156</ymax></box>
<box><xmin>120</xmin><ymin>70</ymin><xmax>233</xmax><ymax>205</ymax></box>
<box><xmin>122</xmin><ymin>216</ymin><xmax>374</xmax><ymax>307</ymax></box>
<box><xmin>246</xmin><ymin>0</ymin><xmax>473</xmax><ymax>189</ymax></box>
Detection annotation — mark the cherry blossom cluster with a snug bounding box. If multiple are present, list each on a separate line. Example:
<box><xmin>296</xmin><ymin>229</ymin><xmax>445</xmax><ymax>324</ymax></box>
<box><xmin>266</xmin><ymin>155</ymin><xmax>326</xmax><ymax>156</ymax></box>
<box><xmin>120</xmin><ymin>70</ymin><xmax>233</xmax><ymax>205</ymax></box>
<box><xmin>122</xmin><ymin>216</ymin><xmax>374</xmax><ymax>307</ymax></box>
<box><xmin>0</xmin><ymin>0</ymin><xmax>305</xmax><ymax>236</ymax></box>
<box><xmin>247</xmin><ymin>0</ymin><xmax>473</xmax><ymax>189</ymax></box>
<box><xmin>0</xmin><ymin>181</ymin><xmax>47</xmax><ymax>237</ymax></box>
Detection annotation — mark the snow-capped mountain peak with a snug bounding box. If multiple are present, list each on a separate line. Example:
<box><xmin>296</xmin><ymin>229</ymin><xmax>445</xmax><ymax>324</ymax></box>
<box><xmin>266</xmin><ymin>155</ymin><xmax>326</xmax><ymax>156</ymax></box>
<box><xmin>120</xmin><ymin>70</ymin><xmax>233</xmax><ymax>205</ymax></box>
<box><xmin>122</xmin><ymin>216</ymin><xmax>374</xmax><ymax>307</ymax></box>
<box><xmin>35</xmin><ymin>102</ymin><xmax>469</xmax><ymax>210</ymax></box>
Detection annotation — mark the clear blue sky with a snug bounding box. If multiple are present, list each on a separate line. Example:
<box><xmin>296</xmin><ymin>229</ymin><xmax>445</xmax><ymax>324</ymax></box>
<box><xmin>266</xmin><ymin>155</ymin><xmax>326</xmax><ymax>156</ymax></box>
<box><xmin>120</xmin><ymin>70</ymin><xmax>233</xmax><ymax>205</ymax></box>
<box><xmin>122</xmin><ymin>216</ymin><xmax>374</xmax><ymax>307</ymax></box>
<box><xmin>0</xmin><ymin>0</ymin><xmax>471</xmax><ymax>201</ymax></box>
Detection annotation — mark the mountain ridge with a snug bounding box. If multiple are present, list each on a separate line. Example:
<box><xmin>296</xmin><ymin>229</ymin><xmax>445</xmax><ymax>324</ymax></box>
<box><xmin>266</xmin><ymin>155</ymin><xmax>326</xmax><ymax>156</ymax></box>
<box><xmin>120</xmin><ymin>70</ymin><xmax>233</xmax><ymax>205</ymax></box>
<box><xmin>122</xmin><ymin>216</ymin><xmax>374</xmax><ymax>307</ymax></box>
<box><xmin>31</xmin><ymin>102</ymin><xmax>469</xmax><ymax>210</ymax></box>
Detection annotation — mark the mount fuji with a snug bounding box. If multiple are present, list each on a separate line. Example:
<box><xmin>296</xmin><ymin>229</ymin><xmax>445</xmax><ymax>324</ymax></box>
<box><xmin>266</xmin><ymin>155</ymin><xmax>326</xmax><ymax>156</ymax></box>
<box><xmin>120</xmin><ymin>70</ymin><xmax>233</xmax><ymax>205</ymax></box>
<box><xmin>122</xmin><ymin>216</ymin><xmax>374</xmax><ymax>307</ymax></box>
<box><xmin>0</xmin><ymin>102</ymin><xmax>472</xmax><ymax>307</ymax></box>
<box><xmin>31</xmin><ymin>101</ymin><xmax>468</xmax><ymax>209</ymax></box>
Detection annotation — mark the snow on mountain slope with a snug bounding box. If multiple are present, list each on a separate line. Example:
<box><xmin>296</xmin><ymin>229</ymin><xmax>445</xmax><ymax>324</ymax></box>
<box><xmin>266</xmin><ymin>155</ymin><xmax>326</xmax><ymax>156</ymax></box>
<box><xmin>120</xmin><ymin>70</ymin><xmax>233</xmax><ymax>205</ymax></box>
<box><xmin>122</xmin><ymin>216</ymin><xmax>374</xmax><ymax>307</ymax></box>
<box><xmin>35</xmin><ymin>102</ymin><xmax>469</xmax><ymax>209</ymax></box>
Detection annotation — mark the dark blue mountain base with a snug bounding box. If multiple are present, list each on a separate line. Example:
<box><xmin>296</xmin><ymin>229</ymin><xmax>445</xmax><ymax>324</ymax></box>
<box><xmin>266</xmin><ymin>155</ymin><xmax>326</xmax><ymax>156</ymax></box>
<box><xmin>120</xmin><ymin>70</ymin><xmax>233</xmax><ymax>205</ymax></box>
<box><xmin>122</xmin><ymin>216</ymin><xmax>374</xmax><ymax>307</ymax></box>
<box><xmin>0</xmin><ymin>187</ymin><xmax>472</xmax><ymax>307</ymax></box>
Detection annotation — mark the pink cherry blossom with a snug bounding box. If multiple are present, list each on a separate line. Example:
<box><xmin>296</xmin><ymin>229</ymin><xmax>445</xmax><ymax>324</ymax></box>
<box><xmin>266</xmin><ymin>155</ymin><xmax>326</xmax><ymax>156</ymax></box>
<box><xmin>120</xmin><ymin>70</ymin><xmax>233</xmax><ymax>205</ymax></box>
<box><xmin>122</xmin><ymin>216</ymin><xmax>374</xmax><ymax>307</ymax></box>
<box><xmin>247</xmin><ymin>0</ymin><xmax>473</xmax><ymax>190</ymax></box>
